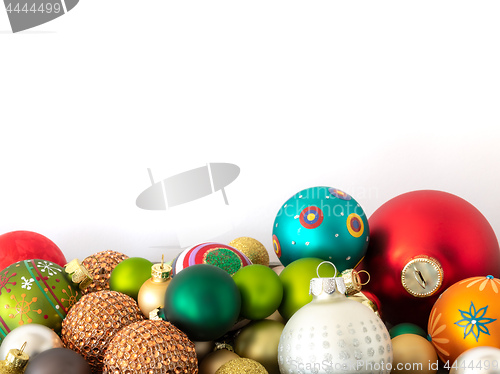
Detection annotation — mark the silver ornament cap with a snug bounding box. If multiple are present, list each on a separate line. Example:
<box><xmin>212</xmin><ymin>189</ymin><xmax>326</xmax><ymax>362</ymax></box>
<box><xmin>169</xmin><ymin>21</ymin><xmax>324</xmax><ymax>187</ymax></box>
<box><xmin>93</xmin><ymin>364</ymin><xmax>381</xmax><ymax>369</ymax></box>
<box><xmin>278</xmin><ymin>261</ymin><xmax>393</xmax><ymax>374</ymax></box>
<box><xmin>309</xmin><ymin>261</ymin><xmax>347</xmax><ymax>297</ymax></box>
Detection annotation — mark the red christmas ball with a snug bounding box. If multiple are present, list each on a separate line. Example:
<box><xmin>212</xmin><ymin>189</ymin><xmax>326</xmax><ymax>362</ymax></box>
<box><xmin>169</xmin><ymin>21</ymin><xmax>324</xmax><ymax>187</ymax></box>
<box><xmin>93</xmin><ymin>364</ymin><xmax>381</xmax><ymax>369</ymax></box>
<box><xmin>360</xmin><ymin>190</ymin><xmax>500</xmax><ymax>328</ymax></box>
<box><xmin>0</xmin><ymin>231</ymin><xmax>67</xmax><ymax>270</ymax></box>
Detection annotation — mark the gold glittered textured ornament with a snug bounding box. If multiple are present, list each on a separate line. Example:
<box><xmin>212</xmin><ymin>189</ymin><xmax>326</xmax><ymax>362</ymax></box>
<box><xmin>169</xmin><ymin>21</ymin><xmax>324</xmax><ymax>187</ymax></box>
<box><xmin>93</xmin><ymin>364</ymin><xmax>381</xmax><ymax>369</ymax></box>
<box><xmin>0</xmin><ymin>342</ymin><xmax>29</xmax><ymax>374</ymax></box>
<box><xmin>102</xmin><ymin>319</ymin><xmax>198</xmax><ymax>374</ymax></box>
<box><xmin>199</xmin><ymin>349</ymin><xmax>240</xmax><ymax>374</ymax></box>
<box><xmin>215</xmin><ymin>357</ymin><xmax>268</xmax><ymax>374</ymax></box>
<box><xmin>61</xmin><ymin>290</ymin><xmax>144</xmax><ymax>373</ymax></box>
<box><xmin>229</xmin><ymin>237</ymin><xmax>269</xmax><ymax>267</ymax></box>
<box><xmin>81</xmin><ymin>250</ymin><xmax>129</xmax><ymax>295</ymax></box>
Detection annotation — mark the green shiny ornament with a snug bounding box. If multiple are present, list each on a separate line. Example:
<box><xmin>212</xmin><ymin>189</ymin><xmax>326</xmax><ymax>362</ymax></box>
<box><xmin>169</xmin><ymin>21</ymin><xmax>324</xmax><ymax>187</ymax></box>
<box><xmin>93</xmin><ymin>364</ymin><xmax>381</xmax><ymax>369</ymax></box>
<box><xmin>272</xmin><ymin>186</ymin><xmax>369</xmax><ymax>270</ymax></box>
<box><xmin>233</xmin><ymin>264</ymin><xmax>283</xmax><ymax>320</ymax></box>
<box><xmin>278</xmin><ymin>257</ymin><xmax>336</xmax><ymax>321</ymax></box>
<box><xmin>164</xmin><ymin>264</ymin><xmax>241</xmax><ymax>341</ymax></box>
<box><xmin>109</xmin><ymin>257</ymin><xmax>153</xmax><ymax>300</ymax></box>
<box><xmin>389</xmin><ymin>323</ymin><xmax>427</xmax><ymax>339</ymax></box>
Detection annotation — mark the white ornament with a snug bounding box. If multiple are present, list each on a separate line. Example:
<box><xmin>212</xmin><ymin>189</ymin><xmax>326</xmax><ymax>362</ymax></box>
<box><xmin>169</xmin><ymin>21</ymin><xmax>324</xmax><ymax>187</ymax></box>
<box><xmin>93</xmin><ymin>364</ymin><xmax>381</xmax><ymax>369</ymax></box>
<box><xmin>450</xmin><ymin>346</ymin><xmax>500</xmax><ymax>374</ymax></box>
<box><xmin>278</xmin><ymin>262</ymin><xmax>392</xmax><ymax>374</ymax></box>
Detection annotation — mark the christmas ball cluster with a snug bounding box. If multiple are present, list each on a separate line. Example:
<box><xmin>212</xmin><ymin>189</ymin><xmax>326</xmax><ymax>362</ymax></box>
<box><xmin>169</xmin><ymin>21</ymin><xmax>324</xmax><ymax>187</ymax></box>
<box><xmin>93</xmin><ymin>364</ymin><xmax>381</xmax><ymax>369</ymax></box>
<box><xmin>0</xmin><ymin>185</ymin><xmax>499</xmax><ymax>374</ymax></box>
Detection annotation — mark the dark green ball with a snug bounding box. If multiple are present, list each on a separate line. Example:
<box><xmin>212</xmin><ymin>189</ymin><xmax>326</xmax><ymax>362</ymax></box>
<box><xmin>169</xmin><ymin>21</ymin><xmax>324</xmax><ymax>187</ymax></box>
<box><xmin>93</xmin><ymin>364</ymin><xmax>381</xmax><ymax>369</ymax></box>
<box><xmin>389</xmin><ymin>322</ymin><xmax>427</xmax><ymax>339</ymax></box>
<box><xmin>164</xmin><ymin>264</ymin><xmax>241</xmax><ymax>341</ymax></box>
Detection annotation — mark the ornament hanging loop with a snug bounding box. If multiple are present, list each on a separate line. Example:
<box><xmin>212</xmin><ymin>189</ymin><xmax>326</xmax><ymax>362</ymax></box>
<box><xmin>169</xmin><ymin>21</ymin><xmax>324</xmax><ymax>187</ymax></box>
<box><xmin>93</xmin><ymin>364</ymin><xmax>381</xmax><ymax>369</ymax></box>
<box><xmin>310</xmin><ymin>261</ymin><xmax>346</xmax><ymax>296</ymax></box>
<box><xmin>357</xmin><ymin>270</ymin><xmax>370</xmax><ymax>286</ymax></box>
<box><xmin>316</xmin><ymin>261</ymin><xmax>337</xmax><ymax>278</ymax></box>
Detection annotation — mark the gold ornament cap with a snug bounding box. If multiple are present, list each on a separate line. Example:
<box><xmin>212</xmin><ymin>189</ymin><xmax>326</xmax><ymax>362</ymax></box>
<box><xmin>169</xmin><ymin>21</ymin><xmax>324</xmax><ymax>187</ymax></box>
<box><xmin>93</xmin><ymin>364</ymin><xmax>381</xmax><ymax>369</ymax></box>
<box><xmin>151</xmin><ymin>255</ymin><xmax>172</xmax><ymax>283</ymax></box>
<box><xmin>64</xmin><ymin>259</ymin><xmax>93</xmax><ymax>290</ymax></box>
<box><xmin>401</xmin><ymin>255</ymin><xmax>443</xmax><ymax>298</ymax></box>
<box><xmin>341</xmin><ymin>268</ymin><xmax>370</xmax><ymax>296</ymax></box>
<box><xmin>149</xmin><ymin>307</ymin><xmax>162</xmax><ymax>320</ymax></box>
<box><xmin>214</xmin><ymin>342</ymin><xmax>235</xmax><ymax>352</ymax></box>
<box><xmin>4</xmin><ymin>343</ymin><xmax>29</xmax><ymax>369</ymax></box>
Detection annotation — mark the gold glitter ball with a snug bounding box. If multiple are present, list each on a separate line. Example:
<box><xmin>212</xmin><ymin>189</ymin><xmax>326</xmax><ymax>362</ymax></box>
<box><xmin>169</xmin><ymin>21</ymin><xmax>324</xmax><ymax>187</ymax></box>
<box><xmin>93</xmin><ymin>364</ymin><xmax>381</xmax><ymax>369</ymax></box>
<box><xmin>215</xmin><ymin>357</ymin><xmax>268</xmax><ymax>374</ymax></box>
<box><xmin>61</xmin><ymin>290</ymin><xmax>144</xmax><ymax>373</ymax></box>
<box><xmin>229</xmin><ymin>237</ymin><xmax>269</xmax><ymax>267</ymax></box>
<box><xmin>81</xmin><ymin>250</ymin><xmax>129</xmax><ymax>295</ymax></box>
<box><xmin>102</xmin><ymin>319</ymin><xmax>198</xmax><ymax>374</ymax></box>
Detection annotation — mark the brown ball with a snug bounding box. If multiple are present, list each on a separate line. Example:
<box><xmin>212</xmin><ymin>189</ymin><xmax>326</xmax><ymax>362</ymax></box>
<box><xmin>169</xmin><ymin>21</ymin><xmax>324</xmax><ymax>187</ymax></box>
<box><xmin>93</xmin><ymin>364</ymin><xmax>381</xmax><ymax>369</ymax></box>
<box><xmin>102</xmin><ymin>320</ymin><xmax>198</xmax><ymax>374</ymax></box>
<box><xmin>199</xmin><ymin>349</ymin><xmax>240</xmax><ymax>374</ymax></box>
<box><xmin>81</xmin><ymin>250</ymin><xmax>129</xmax><ymax>295</ymax></box>
<box><xmin>391</xmin><ymin>333</ymin><xmax>438</xmax><ymax>374</ymax></box>
<box><xmin>234</xmin><ymin>320</ymin><xmax>284</xmax><ymax>374</ymax></box>
<box><xmin>61</xmin><ymin>290</ymin><xmax>144</xmax><ymax>373</ymax></box>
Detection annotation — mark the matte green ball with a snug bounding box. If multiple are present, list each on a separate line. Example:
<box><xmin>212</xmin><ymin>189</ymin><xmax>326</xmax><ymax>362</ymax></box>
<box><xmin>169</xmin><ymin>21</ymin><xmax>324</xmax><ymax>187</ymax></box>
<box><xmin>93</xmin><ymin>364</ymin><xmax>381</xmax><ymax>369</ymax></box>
<box><xmin>278</xmin><ymin>257</ymin><xmax>337</xmax><ymax>321</ymax></box>
<box><xmin>109</xmin><ymin>257</ymin><xmax>153</xmax><ymax>300</ymax></box>
<box><xmin>233</xmin><ymin>264</ymin><xmax>283</xmax><ymax>320</ymax></box>
<box><xmin>164</xmin><ymin>264</ymin><xmax>241</xmax><ymax>341</ymax></box>
<box><xmin>389</xmin><ymin>323</ymin><xmax>427</xmax><ymax>339</ymax></box>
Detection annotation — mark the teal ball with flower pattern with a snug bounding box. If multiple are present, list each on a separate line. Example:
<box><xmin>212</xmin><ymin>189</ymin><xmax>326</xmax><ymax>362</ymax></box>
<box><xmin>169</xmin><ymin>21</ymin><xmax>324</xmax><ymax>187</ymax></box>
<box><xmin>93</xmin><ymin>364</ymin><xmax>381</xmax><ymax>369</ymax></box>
<box><xmin>272</xmin><ymin>186</ymin><xmax>369</xmax><ymax>270</ymax></box>
<box><xmin>0</xmin><ymin>259</ymin><xmax>82</xmax><ymax>343</ymax></box>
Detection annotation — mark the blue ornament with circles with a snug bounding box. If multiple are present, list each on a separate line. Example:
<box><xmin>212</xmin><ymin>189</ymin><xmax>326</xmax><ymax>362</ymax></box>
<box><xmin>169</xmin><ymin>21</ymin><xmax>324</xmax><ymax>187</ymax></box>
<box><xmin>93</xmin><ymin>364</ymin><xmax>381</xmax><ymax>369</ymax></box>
<box><xmin>272</xmin><ymin>186</ymin><xmax>369</xmax><ymax>270</ymax></box>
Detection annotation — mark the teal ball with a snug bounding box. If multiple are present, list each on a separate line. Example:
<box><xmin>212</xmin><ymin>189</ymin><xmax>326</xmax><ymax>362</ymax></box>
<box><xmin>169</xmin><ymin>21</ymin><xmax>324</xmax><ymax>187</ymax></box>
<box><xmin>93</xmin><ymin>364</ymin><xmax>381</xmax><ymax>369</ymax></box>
<box><xmin>164</xmin><ymin>264</ymin><xmax>241</xmax><ymax>341</ymax></box>
<box><xmin>272</xmin><ymin>186</ymin><xmax>369</xmax><ymax>270</ymax></box>
<box><xmin>109</xmin><ymin>257</ymin><xmax>153</xmax><ymax>300</ymax></box>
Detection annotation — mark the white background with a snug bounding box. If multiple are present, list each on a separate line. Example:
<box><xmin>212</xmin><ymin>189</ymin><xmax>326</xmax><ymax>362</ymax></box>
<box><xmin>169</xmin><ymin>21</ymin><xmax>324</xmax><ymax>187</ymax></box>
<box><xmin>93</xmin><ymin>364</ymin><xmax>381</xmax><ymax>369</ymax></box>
<box><xmin>1</xmin><ymin>1</ymin><xmax>499</xmax><ymax>264</ymax></box>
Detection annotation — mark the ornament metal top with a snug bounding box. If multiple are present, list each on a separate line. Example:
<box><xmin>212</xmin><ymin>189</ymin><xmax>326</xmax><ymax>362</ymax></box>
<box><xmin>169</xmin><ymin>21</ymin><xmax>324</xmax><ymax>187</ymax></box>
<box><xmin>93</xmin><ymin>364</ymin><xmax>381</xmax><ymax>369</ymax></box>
<box><xmin>278</xmin><ymin>262</ymin><xmax>393</xmax><ymax>374</ymax></box>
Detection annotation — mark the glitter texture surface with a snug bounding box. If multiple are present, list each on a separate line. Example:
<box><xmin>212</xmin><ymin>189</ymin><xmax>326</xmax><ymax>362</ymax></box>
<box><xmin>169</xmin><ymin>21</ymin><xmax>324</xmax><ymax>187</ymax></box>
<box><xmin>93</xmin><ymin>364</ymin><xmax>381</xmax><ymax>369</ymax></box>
<box><xmin>215</xmin><ymin>357</ymin><xmax>268</xmax><ymax>374</ymax></box>
<box><xmin>229</xmin><ymin>237</ymin><xmax>270</xmax><ymax>267</ymax></box>
<box><xmin>81</xmin><ymin>251</ymin><xmax>129</xmax><ymax>295</ymax></box>
<box><xmin>61</xmin><ymin>290</ymin><xmax>144</xmax><ymax>373</ymax></box>
<box><xmin>102</xmin><ymin>319</ymin><xmax>198</xmax><ymax>374</ymax></box>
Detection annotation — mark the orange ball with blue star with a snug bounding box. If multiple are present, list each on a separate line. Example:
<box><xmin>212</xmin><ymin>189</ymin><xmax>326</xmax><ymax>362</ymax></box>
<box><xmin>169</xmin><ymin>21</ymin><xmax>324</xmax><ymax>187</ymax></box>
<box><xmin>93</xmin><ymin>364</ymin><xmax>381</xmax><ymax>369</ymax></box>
<box><xmin>428</xmin><ymin>275</ymin><xmax>500</xmax><ymax>364</ymax></box>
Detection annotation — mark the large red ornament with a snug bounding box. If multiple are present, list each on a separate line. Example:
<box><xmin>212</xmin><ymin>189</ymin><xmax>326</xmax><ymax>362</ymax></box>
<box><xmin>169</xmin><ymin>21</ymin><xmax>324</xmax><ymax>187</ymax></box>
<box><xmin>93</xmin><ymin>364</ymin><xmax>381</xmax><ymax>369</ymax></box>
<box><xmin>360</xmin><ymin>190</ymin><xmax>500</xmax><ymax>328</ymax></box>
<box><xmin>0</xmin><ymin>231</ymin><xmax>67</xmax><ymax>270</ymax></box>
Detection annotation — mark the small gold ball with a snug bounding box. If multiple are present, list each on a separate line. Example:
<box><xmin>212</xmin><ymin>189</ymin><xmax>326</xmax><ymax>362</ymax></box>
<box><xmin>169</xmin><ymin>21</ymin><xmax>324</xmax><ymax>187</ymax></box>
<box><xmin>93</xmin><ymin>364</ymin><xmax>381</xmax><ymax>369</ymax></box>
<box><xmin>215</xmin><ymin>357</ymin><xmax>268</xmax><ymax>374</ymax></box>
<box><xmin>229</xmin><ymin>237</ymin><xmax>269</xmax><ymax>267</ymax></box>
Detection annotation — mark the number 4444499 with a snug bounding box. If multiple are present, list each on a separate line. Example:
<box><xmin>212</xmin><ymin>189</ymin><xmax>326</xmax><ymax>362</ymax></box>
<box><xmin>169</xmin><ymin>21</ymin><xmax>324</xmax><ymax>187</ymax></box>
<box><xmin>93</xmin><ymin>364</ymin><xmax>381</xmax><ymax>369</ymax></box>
<box><xmin>444</xmin><ymin>359</ymin><xmax>499</xmax><ymax>371</ymax></box>
<box><xmin>5</xmin><ymin>3</ymin><xmax>62</xmax><ymax>13</ymax></box>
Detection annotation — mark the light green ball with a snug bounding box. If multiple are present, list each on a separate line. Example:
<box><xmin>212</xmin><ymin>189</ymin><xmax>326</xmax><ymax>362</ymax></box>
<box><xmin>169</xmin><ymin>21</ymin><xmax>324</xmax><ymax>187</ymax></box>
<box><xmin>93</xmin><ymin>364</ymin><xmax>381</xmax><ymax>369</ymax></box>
<box><xmin>109</xmin><ymin>257</ymin><xmax>153</xmax><ymax>300</ymax></box>
<box><xmin>233</xmin><ymin>264</ymin><xmax>283</xmax><ymax>320</ymax></box>
<box><xmin>278</xmin><ymin>257</ymin><xmax>337</xmax><ymax>321</ymax></box>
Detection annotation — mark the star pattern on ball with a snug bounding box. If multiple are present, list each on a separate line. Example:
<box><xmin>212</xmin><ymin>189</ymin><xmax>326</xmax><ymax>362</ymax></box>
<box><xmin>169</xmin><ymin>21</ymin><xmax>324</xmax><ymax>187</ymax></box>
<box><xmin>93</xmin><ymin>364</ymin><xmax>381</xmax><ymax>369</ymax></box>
<box><xmin>454</xmin><ymin>301</ymin><xmax>497</xmax><ymax>342</ymax></box>
<box><xmin>36</xmin><ymin>260</ymin><xmax>62</xmax><ymax>277</ymax></box>
<box><xmin>6</xmin><ymin>293</ymin><xmax>42</xmax><ymax>324</ymax></box>
<box><xmin>428</xmin><ymin>308</ymin><xmax>450</xmax><ymax>358</ymax></box>
<box><xmin>459</xmin><ymin>275</ymin><xmax>500</xmax><ymax>293</ymax></box>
